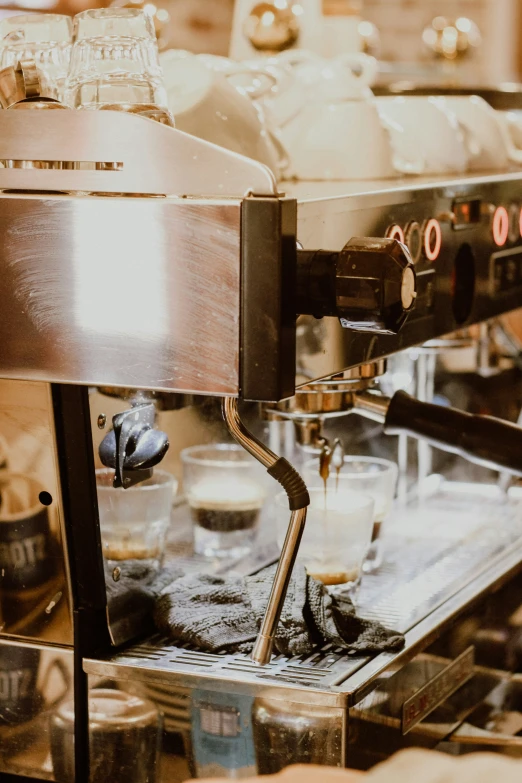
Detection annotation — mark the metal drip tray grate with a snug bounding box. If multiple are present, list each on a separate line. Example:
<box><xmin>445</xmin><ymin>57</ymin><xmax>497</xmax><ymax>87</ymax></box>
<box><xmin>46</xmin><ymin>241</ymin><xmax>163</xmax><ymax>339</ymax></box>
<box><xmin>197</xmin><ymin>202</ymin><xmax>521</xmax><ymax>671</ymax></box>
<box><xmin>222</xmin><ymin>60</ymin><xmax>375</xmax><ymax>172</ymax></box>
<box><xmin>103</xmin><ymin>635</ymin><xmax>362</xmax><ymax>689</ymax></box>
<box><xmin>86</xmin><ymin>482</ymin><xmax>522</xmax><ymax>698</ymax></box>
<box><xmin>357</xmin><ymin>481</ymin><xmax>522</xmax><ymax>631</ymax></box>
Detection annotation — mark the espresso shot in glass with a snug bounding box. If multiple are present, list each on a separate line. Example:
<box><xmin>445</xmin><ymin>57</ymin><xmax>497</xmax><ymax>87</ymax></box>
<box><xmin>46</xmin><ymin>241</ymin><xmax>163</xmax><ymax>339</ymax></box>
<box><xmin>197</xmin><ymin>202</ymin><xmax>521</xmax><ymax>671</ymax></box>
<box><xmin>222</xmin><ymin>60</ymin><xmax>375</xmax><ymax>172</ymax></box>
<box><xmin>95</xmin><ymin>469</ymin><xmax>176</xmax><ymax>564</ymax></box>
<box><xmin>181</xmin><ymin>444</ymin><xmax>267</xmax><ymax>558</ymax></box>
<box><xmin>304</xmin><ymin>456</ymin><xmax>398</xmax><ymax>572</ymax></box>
<box><xmin>275</xmin><ymin>488</ymin><xmax>374</xmax><ymax>596</ymax></box>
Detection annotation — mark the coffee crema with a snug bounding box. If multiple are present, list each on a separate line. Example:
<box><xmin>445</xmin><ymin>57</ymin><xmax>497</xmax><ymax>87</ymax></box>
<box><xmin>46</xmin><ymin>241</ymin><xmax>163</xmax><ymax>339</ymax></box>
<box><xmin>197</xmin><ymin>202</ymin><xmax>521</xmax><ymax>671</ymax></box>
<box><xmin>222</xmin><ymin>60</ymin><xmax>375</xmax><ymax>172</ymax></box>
<box><xmin>307</xmin><ymin>568</ymin><xmax>360</xmax><ymax>586</ymax></box>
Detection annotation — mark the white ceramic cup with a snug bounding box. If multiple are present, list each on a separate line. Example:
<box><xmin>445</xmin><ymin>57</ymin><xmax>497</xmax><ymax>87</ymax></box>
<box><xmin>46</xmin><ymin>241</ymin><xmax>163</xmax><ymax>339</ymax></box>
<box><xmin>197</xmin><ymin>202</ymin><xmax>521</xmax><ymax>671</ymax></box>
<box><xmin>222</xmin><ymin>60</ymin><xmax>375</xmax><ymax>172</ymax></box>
<box><xmin>376</xmin><ymin>96</ymin><xmax>470</xmax><ymax>175</ymax></box>
<box><xmin>195</xmin><ymin>53</ymin><xmax>290</xmax><ymax>173</ymax></box>
<box><xmin>437</xmin><ymin>95</ymin><xmax>522</xmax><ymax>170</ymax></box>
<box><xmin>498</xmin><ymin>109</ymin><xmax>522</xmax><ymax>150</ymax></box>
<box><xmin>160</xmin><ymin>49</ymin><xmax>284</xmax><ymax>177</ymax></box>
<box><xmin>274</xmin><ymin>50</ymin><xmax>423</xmax><ymax>180</ymax></box>
<box><xmin>274</xmin><ymin>49</ymin><xmax>378</xmax><ymax>91</ymax></box>
<box><xmin>280</xmin><ymin>97</ymin><xmax>396</xmax><ymax>180</ymax></box>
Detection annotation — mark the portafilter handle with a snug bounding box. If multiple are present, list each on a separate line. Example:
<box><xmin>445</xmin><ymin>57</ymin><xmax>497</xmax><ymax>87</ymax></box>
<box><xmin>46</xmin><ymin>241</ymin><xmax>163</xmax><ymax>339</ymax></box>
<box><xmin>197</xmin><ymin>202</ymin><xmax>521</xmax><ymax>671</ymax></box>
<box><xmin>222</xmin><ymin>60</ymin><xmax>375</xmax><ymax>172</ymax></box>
<box><xmin>356</xmin><ymin>389</ymin><xmax>522</xmax><ymax>476</ymax></box>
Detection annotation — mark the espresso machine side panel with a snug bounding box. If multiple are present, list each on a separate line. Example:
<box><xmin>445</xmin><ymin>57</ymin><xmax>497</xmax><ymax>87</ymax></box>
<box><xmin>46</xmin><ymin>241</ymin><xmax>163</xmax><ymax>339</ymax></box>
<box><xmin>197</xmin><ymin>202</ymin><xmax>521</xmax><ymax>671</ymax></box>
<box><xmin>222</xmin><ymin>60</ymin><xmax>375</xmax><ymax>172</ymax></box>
<box><xmin>0</xmin><ymin>379</ymin><xmax>73</xmax><ymax>646</ymax></box>
<box><xmin>0</xmin><ymin>195</ymin><xmax>242</xmax><ymax>396</ymax></box>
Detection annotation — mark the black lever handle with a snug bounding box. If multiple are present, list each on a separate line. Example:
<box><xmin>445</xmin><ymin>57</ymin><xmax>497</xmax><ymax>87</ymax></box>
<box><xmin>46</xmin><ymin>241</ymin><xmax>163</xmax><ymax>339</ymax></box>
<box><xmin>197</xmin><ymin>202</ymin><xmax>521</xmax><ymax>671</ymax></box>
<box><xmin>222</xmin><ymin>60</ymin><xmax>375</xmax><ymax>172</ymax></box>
<box><xmin>384</xmin><ymin>390</ymin><xmax>522</xmax><ymax>476</ymax></box>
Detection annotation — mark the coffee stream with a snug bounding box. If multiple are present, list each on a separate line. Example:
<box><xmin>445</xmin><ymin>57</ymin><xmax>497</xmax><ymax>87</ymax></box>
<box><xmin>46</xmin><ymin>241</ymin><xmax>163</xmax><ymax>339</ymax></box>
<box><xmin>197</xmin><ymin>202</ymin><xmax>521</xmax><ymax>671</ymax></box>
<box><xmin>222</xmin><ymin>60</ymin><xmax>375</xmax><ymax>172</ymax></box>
<box><xmin>319</xmin><ymin>438</ymin><xmax>345</xmax><ymax>498</ymax></box>
<box><xmin>319</xmin><ymin>439</ymin><xmax>380</xmax><ymax>547</ymax></box>
<box><xmin>309</xmin><ymin>438</ymin><xmax>353</xmax><ymax>586</ymax></box>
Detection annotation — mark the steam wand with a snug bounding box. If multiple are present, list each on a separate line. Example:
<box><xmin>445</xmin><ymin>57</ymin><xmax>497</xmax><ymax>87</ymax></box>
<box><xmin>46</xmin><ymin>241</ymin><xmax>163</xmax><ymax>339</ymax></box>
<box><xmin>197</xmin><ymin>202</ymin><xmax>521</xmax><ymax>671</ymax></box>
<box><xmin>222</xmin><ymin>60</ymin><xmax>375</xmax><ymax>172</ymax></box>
<box><xmin>222</xmin><ymin>398</ymin><xmax>310</xmax><ymax>666</ymax></box>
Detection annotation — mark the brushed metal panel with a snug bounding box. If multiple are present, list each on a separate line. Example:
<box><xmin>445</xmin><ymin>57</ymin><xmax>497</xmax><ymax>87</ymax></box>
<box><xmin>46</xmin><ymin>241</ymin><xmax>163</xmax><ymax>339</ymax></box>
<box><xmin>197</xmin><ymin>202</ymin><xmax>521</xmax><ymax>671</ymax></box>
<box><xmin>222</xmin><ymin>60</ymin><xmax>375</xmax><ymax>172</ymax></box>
<box><xmin>0</xmin><ymin>195</ymin><xmax>241</xmax><ymax>395</ymax></box>
<box><xmin>0</xmin><ymin>111</ymin><xmax>277</xmax><ymax>197</ymax></box>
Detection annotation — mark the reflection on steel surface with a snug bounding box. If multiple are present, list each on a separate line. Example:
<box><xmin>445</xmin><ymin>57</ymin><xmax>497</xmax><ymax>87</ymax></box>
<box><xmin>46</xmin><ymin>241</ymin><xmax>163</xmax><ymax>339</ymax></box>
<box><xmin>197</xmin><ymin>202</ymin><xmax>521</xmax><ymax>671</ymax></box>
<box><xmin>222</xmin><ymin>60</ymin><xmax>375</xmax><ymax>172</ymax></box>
<box><xmin>0</xmin><ymin>197</ymin><xmax>241</xmax><ymax>395</ymax></box>
<box><xmin>0</xmin><ymin>380</ymin><xmax>72</xmax><ymax>645</ymax></box>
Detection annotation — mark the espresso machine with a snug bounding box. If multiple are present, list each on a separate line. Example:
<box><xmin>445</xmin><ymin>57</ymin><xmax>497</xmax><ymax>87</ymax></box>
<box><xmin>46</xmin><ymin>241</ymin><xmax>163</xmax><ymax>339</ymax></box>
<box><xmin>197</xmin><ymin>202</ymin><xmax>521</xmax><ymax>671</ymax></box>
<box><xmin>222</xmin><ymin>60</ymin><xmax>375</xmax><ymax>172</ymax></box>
<box><xmin>4</xmin><ymin>108</ymin><xmax>522</xmax><ymax>782</ymax></box>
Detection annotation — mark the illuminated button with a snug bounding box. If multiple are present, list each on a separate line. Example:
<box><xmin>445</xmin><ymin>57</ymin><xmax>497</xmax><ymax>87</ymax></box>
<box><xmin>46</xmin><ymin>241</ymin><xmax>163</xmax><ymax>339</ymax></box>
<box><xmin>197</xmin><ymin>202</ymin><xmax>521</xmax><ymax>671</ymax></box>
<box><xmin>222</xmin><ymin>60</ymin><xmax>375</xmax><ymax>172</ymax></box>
<box><xmin>423</xmin><ymin>218</ymin><xmax>442</xmax><ymax>262</ymax></box>
<box><xmin>386</xmin><ymin>224</ymin><xmax>405</xmax><ymax>244</ymax></box>
<box><xmin>404</xmin><ymin>221</ymin><xmax>422</xmax><ymax>264</ymax></box>
<box><xmin>492</xmin><ymin>205</ymin><xmax>509</xmax><ymax>247</ymax></box>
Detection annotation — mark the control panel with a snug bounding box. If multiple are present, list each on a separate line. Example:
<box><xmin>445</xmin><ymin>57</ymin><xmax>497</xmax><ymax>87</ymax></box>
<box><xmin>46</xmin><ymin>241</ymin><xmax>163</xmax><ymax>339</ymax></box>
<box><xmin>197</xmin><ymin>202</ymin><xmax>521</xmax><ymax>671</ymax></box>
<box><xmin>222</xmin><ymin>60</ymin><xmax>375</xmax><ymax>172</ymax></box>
<box><xmin>294</xmin><ymin>176</ymin><xmax>522</xmax><ymax>382</ymax></box>
<box><xmin>384</xmin><ymin>196</ymin><xmax>522</xmax><ymax>312</ymax></box>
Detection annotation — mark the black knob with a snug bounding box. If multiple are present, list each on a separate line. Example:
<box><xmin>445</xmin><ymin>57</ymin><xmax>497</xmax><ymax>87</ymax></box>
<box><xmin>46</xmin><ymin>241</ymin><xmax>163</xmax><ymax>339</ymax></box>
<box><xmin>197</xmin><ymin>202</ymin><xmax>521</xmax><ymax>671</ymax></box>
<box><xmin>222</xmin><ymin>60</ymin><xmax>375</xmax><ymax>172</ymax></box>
<box><xmin>99</xmin><ymin>403</ymin><xmax>169</xmax><ymax>489</ymax></box>
<box><xmin>296</xmin><ymin>237</ymin><xmax>416</xmax><ymax>334</ymax></box>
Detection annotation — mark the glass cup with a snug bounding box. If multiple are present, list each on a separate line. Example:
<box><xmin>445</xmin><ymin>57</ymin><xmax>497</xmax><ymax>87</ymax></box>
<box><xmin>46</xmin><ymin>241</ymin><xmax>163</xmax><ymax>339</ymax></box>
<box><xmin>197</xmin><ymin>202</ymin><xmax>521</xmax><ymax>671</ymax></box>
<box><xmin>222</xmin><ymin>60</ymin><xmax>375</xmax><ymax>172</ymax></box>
<box><xmin>275</xmin><ymin>488</ymin><xmax>374</xmax><ymax>596</ymax></box>
<box><xmin>95</xmin><ymin>468</ymin><xmax>176</xmax><ymax>564</ymax></box>
<box><xmin>65</xmin><ymin>8</ymin><xmax>172</xmax><ymax>124</ymax></box>
<box><xmin>181</xmin><ymin>444</ymin><xmax>268</xmax><ymax>559</ymax></box>
<box><xmin>73</xmin><ymin>8</ymin><xmax>156</xmax><ymax>41</ymax></box>
<box><xmin>304</xmin><ymin>456</ymin><xmax>398</xmax><ymax>572</ymax></box>
<box><xmin>0</xmin><ymin>14</ymin><xmax>73</xmax><ymax>99</ymax></box>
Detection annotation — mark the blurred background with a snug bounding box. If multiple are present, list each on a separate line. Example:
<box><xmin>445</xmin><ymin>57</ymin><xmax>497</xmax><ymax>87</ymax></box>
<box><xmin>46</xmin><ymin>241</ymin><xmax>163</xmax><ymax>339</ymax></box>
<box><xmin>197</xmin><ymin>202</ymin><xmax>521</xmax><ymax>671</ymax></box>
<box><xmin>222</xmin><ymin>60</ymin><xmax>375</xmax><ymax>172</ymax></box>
<box><xmin>1</xmin><ymin>0</ymin><xmax>520</xmax><ymax>85</ymax></box>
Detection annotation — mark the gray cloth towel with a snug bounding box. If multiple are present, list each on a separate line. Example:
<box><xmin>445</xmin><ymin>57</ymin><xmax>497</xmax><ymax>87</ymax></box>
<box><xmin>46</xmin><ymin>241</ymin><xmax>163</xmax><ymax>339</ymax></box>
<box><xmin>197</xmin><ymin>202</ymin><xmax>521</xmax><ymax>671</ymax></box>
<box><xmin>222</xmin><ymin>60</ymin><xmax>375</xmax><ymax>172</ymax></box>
<box><xmin>153</xmin><ymin>564</ymin><xmax>404</xmax><ymax>657</ymax></box>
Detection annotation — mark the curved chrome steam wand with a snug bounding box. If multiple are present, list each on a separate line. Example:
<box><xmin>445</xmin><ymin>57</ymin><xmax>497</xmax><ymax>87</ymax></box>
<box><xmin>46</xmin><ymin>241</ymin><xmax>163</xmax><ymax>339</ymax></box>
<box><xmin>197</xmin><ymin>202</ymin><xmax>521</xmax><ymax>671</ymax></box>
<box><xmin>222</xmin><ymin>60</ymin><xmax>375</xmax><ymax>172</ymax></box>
<box><xmin>222</xmin><ymin>397</ymin><xmax>309</xmax><ymax>666</ymax></box>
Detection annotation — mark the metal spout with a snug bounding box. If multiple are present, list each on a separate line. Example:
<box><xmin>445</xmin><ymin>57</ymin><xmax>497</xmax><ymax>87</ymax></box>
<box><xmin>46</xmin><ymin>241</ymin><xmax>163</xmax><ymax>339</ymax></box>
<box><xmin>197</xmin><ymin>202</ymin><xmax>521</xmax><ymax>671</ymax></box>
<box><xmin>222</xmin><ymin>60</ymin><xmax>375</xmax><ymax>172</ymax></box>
<box><xmin>222</xmin><ymin>397</ymin><xmax>309</xmax><ymax>666</ymax></box>
<box><xmin>99</xmin><ymin>402</ymin><xmax>169</xmax><ymax>488</ymax></box>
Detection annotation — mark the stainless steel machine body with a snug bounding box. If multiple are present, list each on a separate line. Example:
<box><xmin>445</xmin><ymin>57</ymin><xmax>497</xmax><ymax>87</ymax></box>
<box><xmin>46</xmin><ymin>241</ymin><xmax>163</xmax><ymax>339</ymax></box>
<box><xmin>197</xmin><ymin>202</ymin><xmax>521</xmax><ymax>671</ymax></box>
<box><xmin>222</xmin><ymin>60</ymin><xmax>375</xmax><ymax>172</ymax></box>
<box><xmin>3</xmin><ymin>112</ymin><xmax>522</xmax><ymax>779</ymax></box>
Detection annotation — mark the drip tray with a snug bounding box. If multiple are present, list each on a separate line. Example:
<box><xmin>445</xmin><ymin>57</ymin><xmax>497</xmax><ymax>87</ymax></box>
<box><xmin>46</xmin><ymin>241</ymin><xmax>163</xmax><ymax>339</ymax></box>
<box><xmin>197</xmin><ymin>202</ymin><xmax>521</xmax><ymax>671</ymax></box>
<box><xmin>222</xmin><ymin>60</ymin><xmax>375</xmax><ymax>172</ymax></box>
<box><xmin>85</xmin><ymin>480</ymin><xmax>522</xmax><ymax>705</ymax></box>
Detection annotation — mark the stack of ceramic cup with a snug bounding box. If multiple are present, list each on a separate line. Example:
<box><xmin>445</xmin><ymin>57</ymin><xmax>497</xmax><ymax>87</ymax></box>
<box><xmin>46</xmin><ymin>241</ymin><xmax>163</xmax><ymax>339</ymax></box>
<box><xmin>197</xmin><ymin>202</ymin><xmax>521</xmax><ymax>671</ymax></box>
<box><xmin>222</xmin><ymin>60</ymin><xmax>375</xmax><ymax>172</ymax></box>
<box><xmin>2</xmin><ymin>13</ymin><xmax>522</xmax><ymax>180</ymax></box>
<box><xmin>160</xmin><ymin>46</ymin><xmax>522</xmax><ymax>180</ymax></box>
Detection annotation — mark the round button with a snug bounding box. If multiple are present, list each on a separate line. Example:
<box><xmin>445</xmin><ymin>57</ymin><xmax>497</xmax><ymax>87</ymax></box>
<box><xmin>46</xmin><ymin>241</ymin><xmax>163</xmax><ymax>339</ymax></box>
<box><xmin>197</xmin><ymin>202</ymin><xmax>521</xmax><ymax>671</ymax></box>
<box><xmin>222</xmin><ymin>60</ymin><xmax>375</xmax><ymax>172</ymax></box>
<box><xmin>386</xmin><ymin>224</ymin><xmax>405</xmax><ymax>244</ymax></box>
<box><xmin>423</xmin><ymin>218</ymin><xmax>442</xmax><ymax>262</ymax></box>
<box><xmin>401</xmin><ymin>266</ymin><xmax>417</xmax><ymax>310</ymax></box>
<box><xmin>492</xmin><ymin>205</ymin><xmax>509</xmax><ymax>247</ymax></box>
<box><xmin>404</xmin><ymin>221</ymin><xmax>422</xmax><ymax>264</ymax></box>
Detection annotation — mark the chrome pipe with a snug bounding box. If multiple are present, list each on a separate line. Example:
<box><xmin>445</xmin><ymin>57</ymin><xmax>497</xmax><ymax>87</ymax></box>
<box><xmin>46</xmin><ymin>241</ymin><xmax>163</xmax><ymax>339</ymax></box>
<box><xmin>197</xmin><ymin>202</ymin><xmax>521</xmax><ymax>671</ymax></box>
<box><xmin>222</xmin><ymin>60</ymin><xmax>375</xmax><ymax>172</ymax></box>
<box><xmin>222</xmin><ymin>397</ymin><xmax>309</xmax><ymax>666</ymax></box>
<box><xmin>251</xmin><ymin>507</ymin><xmax>307</xmax><ymax>664</ymax></box>
<box><xmin>222</xmin><ymin>396</ymin><xmax>277</xmax><ymax>469</ymax></box>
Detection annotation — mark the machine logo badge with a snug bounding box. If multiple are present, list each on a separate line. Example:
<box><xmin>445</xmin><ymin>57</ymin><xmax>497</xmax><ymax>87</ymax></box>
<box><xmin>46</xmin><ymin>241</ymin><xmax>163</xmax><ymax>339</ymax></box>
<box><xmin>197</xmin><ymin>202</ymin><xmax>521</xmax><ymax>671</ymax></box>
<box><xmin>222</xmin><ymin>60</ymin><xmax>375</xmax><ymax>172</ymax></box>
<box><xmin>401</xmin><ymin>647</ymin><xmax>475</xmax><ymax>735</ymax></box>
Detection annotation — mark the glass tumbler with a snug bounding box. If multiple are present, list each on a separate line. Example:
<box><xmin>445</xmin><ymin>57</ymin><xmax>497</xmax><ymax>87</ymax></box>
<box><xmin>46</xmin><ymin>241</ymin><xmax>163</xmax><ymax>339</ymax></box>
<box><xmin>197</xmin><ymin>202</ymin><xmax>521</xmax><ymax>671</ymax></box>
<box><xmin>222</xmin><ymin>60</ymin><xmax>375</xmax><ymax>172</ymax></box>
<box><xmin>181</xmin><ymin>444</ymin><xmax>268</xmax><ymax>559</ymax></box>
<box><xmin>73</xmin><ymin>8</ymin><xmax>156</xmax><ymax>40</ymax></box>
<box><xmin>304</xmin><ymin>456</ymin><xmax>398</xmax><ymax>571</ymax></box>
<box><xmin>65</xmin><ymin>8</ymin><xmax>172</xmax><ymax>124</ymax></box>
<box><xmin>0</xmin><ymin>14</ymin><xmax>73</xmax><ymax>99</ymax></box>
<box><xmin>275</xmin><ymin>488</ymin><xmax>374</xmax><ymax>596</ymax></box>
<box><xmin>95</xmin><ymin>468</ymin><xmax>176</xmax><ymax>564</ymax></box>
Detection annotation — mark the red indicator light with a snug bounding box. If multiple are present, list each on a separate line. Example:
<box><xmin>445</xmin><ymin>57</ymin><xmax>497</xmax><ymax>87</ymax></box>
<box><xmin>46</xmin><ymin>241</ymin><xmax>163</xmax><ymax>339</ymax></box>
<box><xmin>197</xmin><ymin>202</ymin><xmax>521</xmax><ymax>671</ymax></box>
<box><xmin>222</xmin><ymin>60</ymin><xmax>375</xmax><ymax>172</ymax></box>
<box><xmin>423</xmin><ymin>218</ymin><xmax>442</xmax><ymax>262</ymax></box>
<box><xmin>386</xmin><ymin>224</ymin><xmax>405</xmax><ymax>244</ymax></box>
<box><xmin>493</xmin><ymin>206</ymin><xmax>509</xmax><ymax>247</ymax></box>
